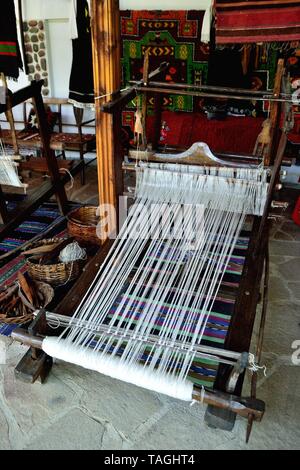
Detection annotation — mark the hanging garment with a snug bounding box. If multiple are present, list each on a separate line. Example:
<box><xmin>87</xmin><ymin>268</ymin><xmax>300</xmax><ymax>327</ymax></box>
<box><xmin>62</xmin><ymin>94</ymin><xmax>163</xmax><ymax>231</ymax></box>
<box><xmin>205</xmin><ymin>48</ymin><xmax>251</xmax><ymax>118</ymax></box>
<box><xmin>68</xmin><ymin>0</ymin><xmax>94</xmax><ymax>108</ymax></box>
<box><xmin>0</xmin><ymin>0</ymin><xmax>23</xmax><ymax>80</ymax></box>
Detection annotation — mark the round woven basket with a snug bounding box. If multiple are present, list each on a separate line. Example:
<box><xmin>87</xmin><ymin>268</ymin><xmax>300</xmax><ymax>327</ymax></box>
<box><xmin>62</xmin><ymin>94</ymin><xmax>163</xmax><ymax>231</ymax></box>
<box><xmin>67</xmin><ymin>206</ymin><xmax>101</xmax><ymax>246</ymax></box>
<box><xmin>25</xmin><ymin>238</ymin><xmax>83</xmax><ymax>286</ymax></box>
<box><xmin>0</xmin><ymin>280</ymin><xmax>54</xmax><ymax>325</ymax></box>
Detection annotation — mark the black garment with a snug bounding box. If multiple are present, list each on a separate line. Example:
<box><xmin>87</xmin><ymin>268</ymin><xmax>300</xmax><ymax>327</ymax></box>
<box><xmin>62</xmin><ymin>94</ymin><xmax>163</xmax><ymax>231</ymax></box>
<box><xmin>68</xmin><ymin>0</ymin><xmax>94</xmax><ymax>108</ymax></box>
<box><xmin>0</xmin><ymin>0</ymin><xmax>23</xmax><ymax>80</ymax></box>
<box><xmin>206</xmin><ymin>49</ymin><xmax>250</xmax><ymax>117</ymax></box>
<box><xmin>207</xmin><ymin>49</ymin><xmax>246</xmax><ymax>89</ymax></box>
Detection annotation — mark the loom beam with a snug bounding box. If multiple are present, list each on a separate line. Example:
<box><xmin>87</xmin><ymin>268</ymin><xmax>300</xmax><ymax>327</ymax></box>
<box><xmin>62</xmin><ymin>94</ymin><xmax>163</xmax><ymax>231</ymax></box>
<box><xmin>11</xmin><ymin>324</ymin><xmax>264</xmax><ymax>423</ymax></box>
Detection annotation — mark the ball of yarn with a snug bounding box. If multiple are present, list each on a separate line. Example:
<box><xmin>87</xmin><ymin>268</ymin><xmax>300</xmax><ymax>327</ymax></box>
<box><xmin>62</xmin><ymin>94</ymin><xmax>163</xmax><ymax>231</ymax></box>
<box><xmin>59</xmin><ymin>241</ymin><xmax>87</xmax><ymax>263</ymax></box>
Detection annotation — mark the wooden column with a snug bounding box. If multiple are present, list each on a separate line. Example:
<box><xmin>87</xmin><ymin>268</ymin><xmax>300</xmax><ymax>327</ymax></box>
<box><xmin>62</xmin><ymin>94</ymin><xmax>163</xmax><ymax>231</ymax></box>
<box><xmin>264</xmin><ymin>58</ymin><xmax>284</xmax><ymax>166</ymax></box>
<box><xmin>0</xmin><ymin>185</ymin><xmax>9</xmax><ymax>224</ymax></box>
<box><xmin>91</xmin><ymin>0</ymin><xmax>121</xmax><ymax>239</ymax></box>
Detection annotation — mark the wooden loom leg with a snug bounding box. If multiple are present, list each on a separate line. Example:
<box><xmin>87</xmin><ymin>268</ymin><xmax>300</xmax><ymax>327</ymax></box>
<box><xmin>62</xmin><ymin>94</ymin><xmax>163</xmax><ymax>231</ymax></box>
<box><xmin>32</xmin><ymin>88</ymin><xmax>68</xmax><ymax>215</ymax></box>
<box><xmin>0</xmin><ymin>185</ymin><xmax>9</xmax><ymax>224</ymax></box>
<box><xmin>73</xmin><ymin>106</ymin><xmax>85</xmax><ymax>185</ymax></box>
<box><xmin>205</xmin><ymin>218</ymin><xmax>267</xmax><ymax>432</ymax></box>
<box><xmin>14</xmin><ymin>310</ymin><xmax>53</xmax><ymax>384</ymax></box>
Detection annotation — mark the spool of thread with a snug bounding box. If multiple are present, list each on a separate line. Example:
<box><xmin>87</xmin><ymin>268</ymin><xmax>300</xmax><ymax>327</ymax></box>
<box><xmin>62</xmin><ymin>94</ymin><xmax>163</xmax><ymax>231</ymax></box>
<box><xmin>59</xmin><ymin>241</ymin><xmax>87</xmax><ymax>263</ymax></box>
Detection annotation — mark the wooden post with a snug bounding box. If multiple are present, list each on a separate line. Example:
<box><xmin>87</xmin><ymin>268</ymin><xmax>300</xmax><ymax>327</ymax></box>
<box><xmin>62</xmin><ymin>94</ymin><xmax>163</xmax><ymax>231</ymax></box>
<box><xmin>32</xmin><ymin>87</ymin><xmax>68</xmax><ymax>215</ymax></box>
<box><xmin>0</xmin><ymin>185</ymin><xmax>9</xmax><ymax>224</ymax></box>
<box><xmin>264</xmin><ymin>59</ymin><xmax>284</xmax><ymax>166</ymax></box>
<box><xmin>91</xmin><ymin>0</ymin><xmax>121</xmax><ymax>240</ymax></box>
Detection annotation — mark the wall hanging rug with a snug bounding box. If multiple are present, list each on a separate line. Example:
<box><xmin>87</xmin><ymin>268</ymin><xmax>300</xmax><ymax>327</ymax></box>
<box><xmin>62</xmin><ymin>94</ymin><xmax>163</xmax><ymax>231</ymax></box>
<box><xmin>0</xmin><ymin>0</ymin><xmax>23</xmax><ymax>80</ymax></box>
<box><xmin>120</xmin><ymin>10</ymin><xmax>210</xmax><ymax>114</ymax></box>
<box><xmin>215</xmin><ymin>0</ymin><xmax>300</xmax><ymax>44</ymax></box>
<box><xmin>69</xmin><ymin>0</ymin><xmax>94</xmax><ymax>108</ymax></box>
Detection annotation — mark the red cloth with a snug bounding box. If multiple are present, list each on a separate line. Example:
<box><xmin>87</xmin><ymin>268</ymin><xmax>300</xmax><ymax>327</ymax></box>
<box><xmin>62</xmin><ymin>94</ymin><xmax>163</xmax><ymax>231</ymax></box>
<box><xmin>146</xmin><ymin>112</ymin><xmax>264</xmax><ymax>154</ymax></box>
<box><xmin>215</xmin><ymin>2</ymin><xmax>300</xmax><ymax>44</ymax></box>
<box><xmin>292</xmin><ymin>196</ymin><xmax>300</xmax><ymax>226</ymax></box>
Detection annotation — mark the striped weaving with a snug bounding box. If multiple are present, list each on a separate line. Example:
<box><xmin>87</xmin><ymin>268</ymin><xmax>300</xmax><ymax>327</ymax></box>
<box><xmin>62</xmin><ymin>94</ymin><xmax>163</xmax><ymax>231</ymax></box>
<box><xmin>215</xmin><ymin>0</ymin><xmax>300</xmax><ymax>44</ymax></box>
<box><xmin>101</xmin><ymin>232</ymin><xmax>250</xmax><ymax>388</ymax></box>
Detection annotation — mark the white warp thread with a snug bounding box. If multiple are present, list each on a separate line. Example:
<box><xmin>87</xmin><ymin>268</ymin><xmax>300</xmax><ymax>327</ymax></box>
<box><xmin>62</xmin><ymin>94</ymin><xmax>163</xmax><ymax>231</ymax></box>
<box><xmin>43</xmin><ymin>336</ymin><xmax>194</xmax><ymax>401</ymax></box>
<box><xmin>42</xmin><ymin>164</ymin><xmax>269</xmax><ymax>401</ymax></box>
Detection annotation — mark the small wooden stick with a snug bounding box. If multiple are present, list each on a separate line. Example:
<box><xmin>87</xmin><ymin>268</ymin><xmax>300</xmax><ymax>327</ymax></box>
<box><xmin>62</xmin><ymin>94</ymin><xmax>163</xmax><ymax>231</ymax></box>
<box><xmin>18</xmin><ymin>272</ymin><xmax>34</xmax><ymax>305</ymax></box>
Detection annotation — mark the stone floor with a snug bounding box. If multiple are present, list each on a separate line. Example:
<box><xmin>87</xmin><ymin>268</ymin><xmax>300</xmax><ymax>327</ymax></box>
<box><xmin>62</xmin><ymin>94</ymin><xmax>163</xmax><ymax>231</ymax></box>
<box><xmin>0</xmin><ymin>166</ymin><xmax>299</xmax><ymax>450</ymax></box>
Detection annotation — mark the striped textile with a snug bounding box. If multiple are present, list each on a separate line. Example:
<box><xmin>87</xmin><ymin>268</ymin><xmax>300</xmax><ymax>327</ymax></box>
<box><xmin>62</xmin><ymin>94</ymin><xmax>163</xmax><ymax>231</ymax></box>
<box><xmin>103</xmin><ymin>231</ymin><xmax>249</xmax><ymax>388</ymax></box>
<box><xmin>215</xmin><ymin>0</ymin><xmax>300</xmax><ymax>44</ymax></box>
<box><xmin>0</xmin><ymin>218</ymin><xmax>249</xmax><ymax>389</ymax></box>
<box><xmin>0</xmin><ymin>202</ymin><xmax>62</xmax><ymax>255</ymax></box>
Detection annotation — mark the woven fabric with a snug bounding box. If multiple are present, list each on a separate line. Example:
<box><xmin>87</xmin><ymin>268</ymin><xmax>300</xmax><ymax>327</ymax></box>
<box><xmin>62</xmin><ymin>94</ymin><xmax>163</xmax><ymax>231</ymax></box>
<box><xmin>143</xmin><ymin>111</ymin><xmax>264</xmax><ymax>153</ymax></box>
<box><xmin>0</xmin><ymin>202</ymin><xmax>62</xmax><ymax>257</ymax></box>
<box><xmin>215</xmin><ymin>1</ymin><xmax>300</xmax><ymax>44</ymax></box>
<box><xmin>101</xmin><ymin>231</ymin><xmax>250</xmax><ymax>388</ymax></box>
<box><xmin>120</xmin><ymin>10</ymin><xmax>209</xmax><ymax>114</ymax></box>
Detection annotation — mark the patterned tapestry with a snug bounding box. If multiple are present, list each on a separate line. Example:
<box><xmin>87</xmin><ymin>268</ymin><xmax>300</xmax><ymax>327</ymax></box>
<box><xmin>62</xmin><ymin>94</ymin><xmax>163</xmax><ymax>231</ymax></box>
<box><xmin>120</xmin><ymin>10</ymin><xmax>209</xmax><ymax>127</ymax></box>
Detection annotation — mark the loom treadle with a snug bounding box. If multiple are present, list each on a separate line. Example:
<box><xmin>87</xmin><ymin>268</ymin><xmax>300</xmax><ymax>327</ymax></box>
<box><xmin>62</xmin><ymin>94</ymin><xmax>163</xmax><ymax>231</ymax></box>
<box><xmin>204</xmin><ymin>404</ymin><xmax>236</xmax><ymax>431</ymax></box>
<box><xmin>14</xmin><ymin>348</ymin><xmax>53</xmax><ymax>384</ymax></box>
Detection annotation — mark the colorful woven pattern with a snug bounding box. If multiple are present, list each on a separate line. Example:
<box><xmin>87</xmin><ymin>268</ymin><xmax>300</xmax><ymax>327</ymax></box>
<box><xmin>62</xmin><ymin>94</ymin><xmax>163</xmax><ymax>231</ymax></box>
<box><xmin>103</xmin><ymin>231</ymin><xmax>249</xmax><ymax>388</ymax></box>
<box><xmin>0</xmin><ymin>202</ymin><xmax>62</xmax><ymax>256</ymax></box>
<box><xmin>120</xmin><ymin>10</ymin><xmax>209</xmax><ymax>114</ymax></box>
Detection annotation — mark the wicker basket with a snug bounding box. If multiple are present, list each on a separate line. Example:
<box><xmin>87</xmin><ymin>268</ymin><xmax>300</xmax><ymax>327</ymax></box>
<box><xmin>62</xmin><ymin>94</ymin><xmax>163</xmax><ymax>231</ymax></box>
<box><xmin>67</xmin><ymin>206</ymin><xmax>101</xmax><ymax>246</ymax></box>
<box><xmin>0</xmin><ymin>280</ymin><xmax>54</xmax><ymax>325</ymax></box>
<box><xmin>25</xmin><ymin>238</ymin><xmax>83</xmax><ymax>286</ymax></box>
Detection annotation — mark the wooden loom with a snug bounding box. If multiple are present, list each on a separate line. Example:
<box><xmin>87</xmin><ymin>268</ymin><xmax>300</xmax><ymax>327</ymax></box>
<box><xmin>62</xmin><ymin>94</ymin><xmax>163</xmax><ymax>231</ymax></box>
<box><xmin>0</xmin><ymin>80</ymin><xmax>84</xmax><ymax>229</ymax></box>
<box><xmin>10</xmin><ymin>55</ymin><xmax>291</xmax><ymax>443</ymax></box>
<box><xmin>9</xmin><ymin>0</ymin><xmax>292</xmax><ymax>441</ymax></box>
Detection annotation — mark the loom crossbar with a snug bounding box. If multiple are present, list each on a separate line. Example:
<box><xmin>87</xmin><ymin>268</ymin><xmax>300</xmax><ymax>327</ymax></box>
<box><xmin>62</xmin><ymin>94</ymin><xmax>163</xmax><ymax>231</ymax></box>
<box><xmin>33</xmin><ymin>310</ymin><xmax>245</xmax><ymax>366</ymax></box>
<box><xmin>11</xmin><ymin>326</ymin><xmax>264</xmax><ymax>422</ymax></box>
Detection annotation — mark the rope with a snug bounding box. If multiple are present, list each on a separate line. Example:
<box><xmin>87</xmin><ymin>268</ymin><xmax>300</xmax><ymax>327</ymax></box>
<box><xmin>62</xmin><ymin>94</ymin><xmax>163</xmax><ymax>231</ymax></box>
<box><xmin>248</xmin><ymin>353</ymin><xmax>267</xmax><ymax>377</ymax></box>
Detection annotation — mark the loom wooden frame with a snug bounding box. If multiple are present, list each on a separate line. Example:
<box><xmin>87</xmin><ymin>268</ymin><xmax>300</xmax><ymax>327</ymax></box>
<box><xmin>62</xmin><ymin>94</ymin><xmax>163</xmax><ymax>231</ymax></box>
<box><xmin>11</xmin><ymin>68</ymin><xmax>286</xmax><ymax>438</ymax></box>
<box><xmin>9</xmin><ymin>0</ymin><xmax>287</xmax><ymax>440</ymax></box>
<box><xmin>0</xmin><ymin>80</ymin><xmax>84</xmax><ymax>228</ymax></box>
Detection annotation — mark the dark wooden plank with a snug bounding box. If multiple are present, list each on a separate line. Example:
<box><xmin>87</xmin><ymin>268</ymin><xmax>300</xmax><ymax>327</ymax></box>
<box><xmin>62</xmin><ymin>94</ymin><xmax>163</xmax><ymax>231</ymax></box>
<box><xmin>213</xmin><ymin>217</ymin><xmax>268</xmax><ymax>396</ymax></box>
<box><xmin>55</xmin><ymin>238</ymin><xmax>115</xmax><ymax>316</ymax></box>
<box><xmin>0</xmin><ymin>81</ymin><xmax>43</xmax><ymax>113</ymax></box>
<box><xmin>32</xmin><ymin>86</ymin><xmax>68</xmax><ymax>214</ymax></box>
<box><xmin>0</xmin><ymin>186</ymin><xmax>9</xmax><ymax>224</ymax></box>
<box><xmin>225</xmin><ymin>218</ymin><xmax>267</xmax><ymax>353</ymax></box>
